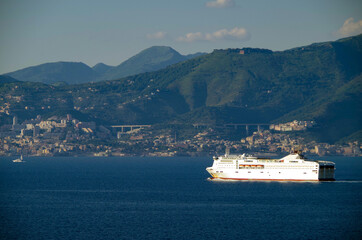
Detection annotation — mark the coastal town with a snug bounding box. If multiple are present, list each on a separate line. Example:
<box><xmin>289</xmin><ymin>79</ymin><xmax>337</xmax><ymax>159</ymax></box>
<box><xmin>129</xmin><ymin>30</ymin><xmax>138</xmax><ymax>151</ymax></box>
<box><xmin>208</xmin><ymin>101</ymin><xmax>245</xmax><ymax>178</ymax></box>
<box><xmin>0</xmin><ymin>115</ymin><xmax>360</xmax><ymax>157</ymax></box>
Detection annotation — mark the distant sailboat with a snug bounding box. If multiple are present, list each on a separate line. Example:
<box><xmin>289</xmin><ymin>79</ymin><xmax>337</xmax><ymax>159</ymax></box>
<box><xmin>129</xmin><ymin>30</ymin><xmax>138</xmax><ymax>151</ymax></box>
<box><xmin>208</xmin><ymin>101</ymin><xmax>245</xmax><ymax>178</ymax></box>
<box><xmin>13</xmin><ymin>154</ymin><xmax>25</xmax><ymax>163</ymax></box>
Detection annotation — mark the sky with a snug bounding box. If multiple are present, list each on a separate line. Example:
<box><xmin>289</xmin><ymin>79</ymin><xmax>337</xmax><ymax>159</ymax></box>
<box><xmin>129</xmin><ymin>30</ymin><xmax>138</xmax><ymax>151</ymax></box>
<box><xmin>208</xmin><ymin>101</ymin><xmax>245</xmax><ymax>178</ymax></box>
<box><xmin>0</xmin><ymin>0</ymin><xmax>361</xmax><ymax>74</ymax></box>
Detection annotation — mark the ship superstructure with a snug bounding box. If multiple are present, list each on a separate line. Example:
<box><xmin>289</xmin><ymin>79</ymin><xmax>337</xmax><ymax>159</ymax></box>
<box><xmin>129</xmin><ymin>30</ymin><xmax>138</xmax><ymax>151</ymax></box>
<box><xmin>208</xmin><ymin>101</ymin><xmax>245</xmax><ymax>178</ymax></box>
<box><xmin>206</xmin><ymin>152</ymin><xmax>335</xmax><ymax>181</ymax></box>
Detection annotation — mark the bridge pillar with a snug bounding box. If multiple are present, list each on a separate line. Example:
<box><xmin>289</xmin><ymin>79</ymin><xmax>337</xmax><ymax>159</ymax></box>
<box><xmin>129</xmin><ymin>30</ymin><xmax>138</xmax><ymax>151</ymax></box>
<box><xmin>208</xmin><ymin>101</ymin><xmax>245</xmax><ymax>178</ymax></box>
<box><xmin>246</xmin><ymin>125</ymin><xmax>249</xmax><ymax>136</ymax></box>
<box><xmin>257</xmin><ymin>125</ymin><xmax>260</xmax><ymax>132</ymax></box>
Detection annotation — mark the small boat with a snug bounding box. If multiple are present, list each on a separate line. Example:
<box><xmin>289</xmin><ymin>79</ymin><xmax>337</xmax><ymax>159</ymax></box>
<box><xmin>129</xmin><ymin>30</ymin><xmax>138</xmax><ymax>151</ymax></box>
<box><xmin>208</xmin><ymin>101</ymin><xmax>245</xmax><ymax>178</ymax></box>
<box><xmin>13</xmin><ymin>155</ymin><xmax>25</xmax><ymax>163</ymax></box>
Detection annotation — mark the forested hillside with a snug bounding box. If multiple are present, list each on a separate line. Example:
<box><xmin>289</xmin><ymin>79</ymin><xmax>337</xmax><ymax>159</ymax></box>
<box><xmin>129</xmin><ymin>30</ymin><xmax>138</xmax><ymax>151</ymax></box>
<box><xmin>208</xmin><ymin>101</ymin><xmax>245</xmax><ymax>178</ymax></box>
<box><xmin>1</xmin><ymin>34</ymin><xmax>361</xmax><ymax>143</ymax></box>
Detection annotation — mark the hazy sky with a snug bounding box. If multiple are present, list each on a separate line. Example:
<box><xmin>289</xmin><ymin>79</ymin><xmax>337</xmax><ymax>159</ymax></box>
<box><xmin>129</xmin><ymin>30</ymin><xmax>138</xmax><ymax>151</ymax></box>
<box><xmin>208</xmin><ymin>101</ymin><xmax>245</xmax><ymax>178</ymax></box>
<box><xmin>0</xmin><ymin>0</ymin><xmax>361</xmax><ymax>74</ymax></box>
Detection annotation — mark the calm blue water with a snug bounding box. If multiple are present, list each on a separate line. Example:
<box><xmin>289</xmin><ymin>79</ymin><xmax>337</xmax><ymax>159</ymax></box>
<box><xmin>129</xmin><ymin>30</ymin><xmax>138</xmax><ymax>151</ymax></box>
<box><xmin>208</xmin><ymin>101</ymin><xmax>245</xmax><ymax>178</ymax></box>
<box><xmin>0</xmin><ymin>156</ymin><xmax>361</xmax><ymax>240</ymax></box>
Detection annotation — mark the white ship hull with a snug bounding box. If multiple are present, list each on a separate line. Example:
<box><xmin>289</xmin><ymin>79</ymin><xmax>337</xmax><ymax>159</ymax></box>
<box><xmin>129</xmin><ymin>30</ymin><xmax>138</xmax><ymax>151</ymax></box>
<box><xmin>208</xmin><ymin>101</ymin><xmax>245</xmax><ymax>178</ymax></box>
<box><xmin>206</xmin><ymin>152</ymin><xmax>335</xmax><ymax>181</ymax></box>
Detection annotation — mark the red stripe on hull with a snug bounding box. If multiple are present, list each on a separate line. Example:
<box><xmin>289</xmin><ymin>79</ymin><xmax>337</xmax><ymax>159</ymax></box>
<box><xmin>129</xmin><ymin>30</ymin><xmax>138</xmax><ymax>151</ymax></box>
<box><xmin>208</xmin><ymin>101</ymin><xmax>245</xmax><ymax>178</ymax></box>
<box><xmin>215</xmin><ymin>177</ymin><xmax>321</xmax><ymax>182</ymax></box>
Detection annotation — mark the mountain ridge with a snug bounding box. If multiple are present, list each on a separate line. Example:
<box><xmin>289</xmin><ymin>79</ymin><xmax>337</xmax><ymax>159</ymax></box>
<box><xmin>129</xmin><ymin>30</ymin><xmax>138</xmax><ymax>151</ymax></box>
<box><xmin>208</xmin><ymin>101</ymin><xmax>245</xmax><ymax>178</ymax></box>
<box><xmin>100</xmin><ymin>46</ymin><xmax>206</xmax><ymax>80</ymax></box>
<box><xmin>4</xmin><ymin>46</ymin><xmax>207</xmax><ymax>84</ymax></box>
<box><xmin>1</xmin><ymin>34</ymin><xmax>361</xmax><ymax>143</ymax></box>
<box><xmin>92</xmin><ymin>63</ymin><xmax>114</xmax><ymax>76</ymax></box>
<box><xmin>5</xmin><ymin>61</ymin><xmax>98</xmax><ymax>85</ymax></box>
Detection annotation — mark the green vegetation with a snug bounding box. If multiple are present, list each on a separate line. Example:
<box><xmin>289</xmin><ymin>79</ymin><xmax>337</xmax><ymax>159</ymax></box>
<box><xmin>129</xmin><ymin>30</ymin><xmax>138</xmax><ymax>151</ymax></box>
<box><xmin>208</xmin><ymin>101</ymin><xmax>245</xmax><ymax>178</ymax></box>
<box><xmin>1</xmin><ymin>34</ymin><xmax>361</xmax><ymax>143</ymax></box>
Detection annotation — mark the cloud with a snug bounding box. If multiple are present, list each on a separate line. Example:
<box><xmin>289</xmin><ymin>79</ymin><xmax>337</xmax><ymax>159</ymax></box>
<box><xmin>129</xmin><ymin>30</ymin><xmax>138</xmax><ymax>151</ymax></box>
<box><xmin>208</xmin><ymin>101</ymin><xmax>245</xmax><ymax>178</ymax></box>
<box><xmin>176</xmin><ymin>32</ymin><xmax>204</xmax><ymax>42</ymax></box>
<box><xmin>146</xmin><ymin>31</ymin><xmax>167</xmax><ymax>40</ymax></box>
<box><xmin>206</xmin><ymin>27</ymin><xmax>249</xmax><ymax>40</ymax></box>
<box><xmin>338</xmin><ymin>18</ymin><xmax>362</xmax><ymax>37</ymax></box>
<box><xmin>206</xmin><ymin>0</ymin><xmax>235</xmax><ymax>8</ymax></box>
<box><xmin>177</xmin><ymin>27</ymin><xmax>250</xmax><ymax>42</ymax></box>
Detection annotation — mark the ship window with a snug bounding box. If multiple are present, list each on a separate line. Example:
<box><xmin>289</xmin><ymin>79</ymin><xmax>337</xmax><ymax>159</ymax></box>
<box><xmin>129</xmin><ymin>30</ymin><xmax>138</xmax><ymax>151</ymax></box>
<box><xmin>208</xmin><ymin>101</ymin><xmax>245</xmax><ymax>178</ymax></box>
<box><xmin>303</xmin><ymin>172</ymin><xmax>306</xmax><ymax>174</ymax></box>
<box><xmin>235</xmin><ymin>171</ymin><xmax>238</xmax><ymax>173</ymax></box>
<box><xmin>248</xmin><ymin>171</ymin><xmax>251</xmax><ymax>173</ymax></box>
<box><xmin>260</xmin><ymin>171</ymin><xmax>263</xmax><ymax>173</ymax></box>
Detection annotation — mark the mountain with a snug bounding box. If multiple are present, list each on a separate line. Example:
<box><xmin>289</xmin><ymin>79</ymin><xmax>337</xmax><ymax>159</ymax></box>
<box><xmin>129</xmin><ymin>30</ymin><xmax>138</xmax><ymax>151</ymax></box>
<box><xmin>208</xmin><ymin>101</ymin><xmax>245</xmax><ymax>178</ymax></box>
<box><xmin>0</xmin><ymin>75</ymin><xmax>20</xmax><ymax>83</ymax></box>
<box><xmin>4</xmin><ymin>47</ymin><xmax>206</xmax><ymax>84</ymax></box>
<box><xmin>5</xmin><ymin>62</ymin><xmax>98</xmax><ymax>85</ymax></box>
<box><xmin>1</xmin><ymin>35</ymin><xmax>361</xmax><ymax>143</ymax></box>
<box><xmin>100</xmin><ymin>46</ymin><xmax>206</xmax><ymax>80</ymax></box>
<box><xmin>184</xmin><ymin>52</ymin><xmax>208</xmax><ymax>60</ymax></box>
<box><xmin>92</xmin><ymin>63</ymin><xmax>114</xmax><ymax>76</ymax></box>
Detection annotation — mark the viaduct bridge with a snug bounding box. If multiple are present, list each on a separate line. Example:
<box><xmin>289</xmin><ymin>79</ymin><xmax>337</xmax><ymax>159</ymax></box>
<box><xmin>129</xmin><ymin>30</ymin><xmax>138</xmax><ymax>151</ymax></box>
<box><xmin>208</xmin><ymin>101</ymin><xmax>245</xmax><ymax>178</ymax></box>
<box><xmin>111</xmin><ymin>125</ymin><xmax>151</xmax><ymax>133</ymax></box>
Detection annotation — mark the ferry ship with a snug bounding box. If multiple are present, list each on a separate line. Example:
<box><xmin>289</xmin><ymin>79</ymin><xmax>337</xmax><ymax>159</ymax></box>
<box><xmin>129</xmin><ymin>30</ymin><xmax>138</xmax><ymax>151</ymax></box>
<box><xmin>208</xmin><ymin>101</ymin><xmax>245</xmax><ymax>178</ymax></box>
<box><xmin>206</xmin><ymin>151</ymin><xmax>335</xmax><ymax>181</ymax></box>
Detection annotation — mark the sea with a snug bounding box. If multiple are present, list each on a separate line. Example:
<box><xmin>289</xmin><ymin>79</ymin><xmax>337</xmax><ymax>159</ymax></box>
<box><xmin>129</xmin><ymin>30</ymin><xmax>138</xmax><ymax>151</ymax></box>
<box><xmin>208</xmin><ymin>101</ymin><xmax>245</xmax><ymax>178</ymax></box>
<box><xmin>0</xmin><ymin>156</ymin><xmax>361</xmax><ymax>240</ymax></box>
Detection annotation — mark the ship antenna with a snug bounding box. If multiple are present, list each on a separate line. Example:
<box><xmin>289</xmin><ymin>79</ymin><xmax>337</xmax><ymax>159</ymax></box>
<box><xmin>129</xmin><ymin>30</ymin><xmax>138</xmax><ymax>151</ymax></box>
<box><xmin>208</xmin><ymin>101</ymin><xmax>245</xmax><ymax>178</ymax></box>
<box><xmin>293</xmin><ymin>143</ymin><xmax>306</xmax><ymax>159</ymax></box>
<box><xmin>293</xmin><ymin>141</ymin><xmax>302</xmax><ymax>155</ymax></box>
